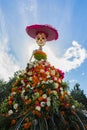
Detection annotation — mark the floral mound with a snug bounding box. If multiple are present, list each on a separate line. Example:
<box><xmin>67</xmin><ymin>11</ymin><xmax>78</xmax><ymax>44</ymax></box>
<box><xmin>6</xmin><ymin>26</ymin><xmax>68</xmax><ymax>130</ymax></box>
<box><xmin>0</xmin><ymin>58</ymin><xmax>86</xmax><ymax>130</ymax></box>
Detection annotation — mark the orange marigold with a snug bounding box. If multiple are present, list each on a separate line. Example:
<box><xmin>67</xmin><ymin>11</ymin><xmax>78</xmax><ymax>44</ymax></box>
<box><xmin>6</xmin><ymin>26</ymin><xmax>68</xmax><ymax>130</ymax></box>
<box><xmin>11</xmin><ymin>119</ymin><xmax>16</xmax><ymax>125</ymax></box>
<box><xmin>24</xmin><ymin>122</ymin><xmax>32</xmax><ymax>129</ymax></box>
<box><xmin>38</xmin><ymin>96</ymin><xmax>43</xmax><ymax>101</ymax></box>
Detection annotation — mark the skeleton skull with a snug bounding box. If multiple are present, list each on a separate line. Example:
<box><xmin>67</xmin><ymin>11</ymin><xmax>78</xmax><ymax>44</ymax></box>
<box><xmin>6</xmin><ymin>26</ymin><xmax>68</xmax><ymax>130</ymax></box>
<box><xmin>35</xmin><ymin>33</ymin><xmax>47</xmax><ymax>47</ymax></box>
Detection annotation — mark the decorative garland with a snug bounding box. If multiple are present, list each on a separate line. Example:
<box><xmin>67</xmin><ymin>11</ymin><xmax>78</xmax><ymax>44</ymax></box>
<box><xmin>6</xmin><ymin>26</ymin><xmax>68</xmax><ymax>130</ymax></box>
<box><xmin>34</xmin><ymin>50</ymin><xmax>47</xmax><ymax>60</ymax></box>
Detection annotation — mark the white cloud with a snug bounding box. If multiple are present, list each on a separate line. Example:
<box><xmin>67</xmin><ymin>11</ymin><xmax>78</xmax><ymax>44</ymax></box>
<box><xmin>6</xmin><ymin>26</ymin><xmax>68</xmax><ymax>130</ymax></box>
<box><xmin>0</xmin><ymin>0</ymin><xmax>38</xmax><ymax>81</ymax></box>
<box><xmin>0</xmin><ymin>13</ymin><xmax>87</xmax><ymax>82</ymax></box>
<box><xmin>0</xmin><ymin>8</ymin><xmax>20</xmax><ymax>81</ymax></box>
<box><xmin>81</xmin><ymin>72</ymin><xmax>85</xmax><ymax>76</ymax></box>
<box><xmin>17</xmin><ymin>0</ymin><xmax>38</xmax><ymax>25</ymax></box>
<box><xmin>25</xmin><ymin>40</ymin><xmax>87</xmax><ymax>73</ymax></box>
<box><xmin>69</xmin><ymin>79</ymin><xmax>77</xmax><ymax>83</ymax></box>
<box><xmin>33</xmin><ymin>41</ymin><xmax>86</xmax><ymax>73</ymax></box>
<box><xmin>0</xmin><ymin>5</ymin><xmax>87</xmax><ymax>81</ymax></box>
<box><xmin>0</xmin><ymin>49</ymin><xmax>20</xmax><ymax>81</ymax></box>
<box><xmin>62</xmin><ymin>41</ymin><xmax>87</xmax><ymax>71</ymax></box>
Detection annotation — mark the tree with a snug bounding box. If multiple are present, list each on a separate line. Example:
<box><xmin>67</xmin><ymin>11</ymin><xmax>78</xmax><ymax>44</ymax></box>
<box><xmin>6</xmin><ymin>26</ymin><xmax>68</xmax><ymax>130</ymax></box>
<box><xmin>71</xmin><ymin>83</ymin><xmax>87</xmax><ymax>110</ymax></box>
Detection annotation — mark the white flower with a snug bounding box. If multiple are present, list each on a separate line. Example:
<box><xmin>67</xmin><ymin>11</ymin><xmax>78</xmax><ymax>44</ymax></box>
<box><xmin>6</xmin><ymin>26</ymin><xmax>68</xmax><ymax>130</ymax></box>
<box><xmin>21</xmin><ymin>80</ymin><xmax>25</xmax><ymax>86</ymax></box>
<box><xmin>29</xmin><ymin>77</ymin><xmax>32</xmax><ymax>81</ymax></box>
<box><xmin>47</xmin><ymin>75</ymin><xmax>50</xmax><ymax>78</ymax></box>
<box><xmin>72</xmin><ymin>105</ymin><xmax>75</xmax><ymax>109</ymax></box>
<box><xmin>47</xmin><ymin>97</ymin><xmax>51</xmax><ymax>101</ymax></box>
<box><xmin>60</xmin><ymin>88</ymin><xmax>63</xmax><ymax>91</ymax></box>
<box><xmin>40</xmin><ymin>102</ymin><xmax>45</xmax><ymax>107</ymax></box>
<box><xmin>17</xmin><ymin>76</ymin><xmax>20</xmax><ymax>79</ymax></box>
<box><xmin>61</xmin><ymin>91</ymin><xmax>64</xmax><ymax>95</ymax></box>
<box><xmin>40</xmin><ymin>69</ymin><xmax>44</xmax><ymax>73</ymax></box>
<box><xmin>54</xmin><ymin>83</ymin><xmax>59</xmax><ymax>89</ymax></box>
<box><xmin>41</xmin><ymin>59</ymin><xmax>44</xmax><ymax>62</ymax></box>
<box><xmin>22</xmin><ymin>89</ymin><xmax>25</xmax><ymax>94</ymax></box>
<box><xmin>25</xmin><ymin>95</ymin><xmax>28</xmax><ymax>100</ymax></box>
<box><xmin>40</xmin><ymin>77</ymin><xmax>42</xmax><ymax>80</ymax></box>
<box><xmin>34</xmin><ymin>92</ymin><xmax>40</xmax><ymax>98</ymax></box>
<box><xmin>29</xmin><ymin>63</ymin><xmax>33</xmax><ymax>68</ymax></box>
<box><xmin>47</xmin><ymin>101</ymin><xmax>51</xmax><ymax>106</ymax></box>
<box><xmin>54</xmin><ymin>77</ymin><xmax>57</xmax><ymax>81</ymax></box>
<box><xmin>15</xmin><ymin>109</ymin><xmax>18</xmax><ymax>112</ymax></box>
<box><xmin>13</xmin><ymin>103</ymin><xmax>18</xmax><ymax>110</ymax></box>
<box><xmin>45</xmin><ymin>62</ymin><xmax>49</xmax><ymax>66</ymax></box>
<box><xmin>48</xmin><ymin>80</ymin><xmax>53</xmax><ymax>83</ymax></box>
<box><xmin>11</xmin><ymin>92</ymin><xmax>16</xmax><ymax>96</ymax></box>
<box><xmin>42</xmin><ymin>94</ymin><xmax>47</xmax><ymax>99</ymax></box>
<box><xmin>26</xmin><ymin>84</ymin><xmax>30</xmax><ymax>88</ymax></box>
<box><xmin>37</xmin><ymin>83</ymin><xmax>40</xmax><ymax>86</ymax></box>
<box><xmin>35</xmin><ymin>106</ymin><xmax>41</xmax><ymax>111</ymax></box>
<box><xmin>46</xmin><ymin>71</ymin><xmax>49</xmax><ymax>75</ymax></box>
<box><xmin>51</xmin><ymin>70</ymin><xmax>55</xmax><ymax>75</ymax></box>
<box><xmin>8</xmin><ymin>110</ymin><xmax>13</xmax><ymax>115</ymax></box>
<box><xmin>45</xmin><ymin>81</ymin><xmax>49</xmax><ymax>84</ymax></box>
<box><xmin>41</xmin><ymin>81</ymin><xmax>45</xmax><ymax>84</ymax></box>
<box><xmin>28</xmin><ymin>71</ymin><xmax>32</xmax><ymax>75</ymax></box>
<box><xmin>21</xmin><ymin>89</ymin><xmax>25</xmax><ymax>98</ymax></box>
<box><xmin>34</xmin><ymin>65</ymin><xmax>37</xmax><ymax>67</ymax></box>
<box><xmin>51</xmin><ymin>90</ymin><xmax>57</xmax><ymax>95</ymax></box>
<box><xmin>21</xmin><ymin>93</ymin><xmax>24</xmax><ymax>98</ymax></box>
<box><xmin>68</xmin><ymin>91</ymin><xmax>70</xmax><ymax>95</ymax></box>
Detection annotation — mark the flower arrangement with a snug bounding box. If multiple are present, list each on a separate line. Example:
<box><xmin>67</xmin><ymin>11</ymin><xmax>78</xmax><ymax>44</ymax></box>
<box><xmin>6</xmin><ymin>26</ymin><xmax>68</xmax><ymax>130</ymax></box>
<box><xmin>0</xmin><ymin>59</ymin><xmax>65</xmax><ymax>127</ymax></box>
<box><xmin>0</xmin><ymin>55</ymin><xmax>86</xmax><ymax>130</ymax></box>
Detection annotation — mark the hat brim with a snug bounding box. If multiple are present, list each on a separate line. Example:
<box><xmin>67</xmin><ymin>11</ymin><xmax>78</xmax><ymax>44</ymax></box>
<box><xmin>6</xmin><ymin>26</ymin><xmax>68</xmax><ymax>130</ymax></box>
<box><xmin>26</xmin><ymin>24</ymin><xmax>58</xmax><ymax>41</ymax></box>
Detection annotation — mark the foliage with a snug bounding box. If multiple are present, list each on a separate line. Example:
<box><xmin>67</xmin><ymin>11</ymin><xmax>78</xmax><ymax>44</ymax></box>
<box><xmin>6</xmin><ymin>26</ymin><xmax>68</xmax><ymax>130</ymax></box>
<box><xmin>0</xmin><ymin>71</ymin><xmax>23</xmax><ymax>102</ymax></box>
<box><xmin>0</xmin><ymin>79</ymin><xmax>6</xmax><ymax>91</ymax></box>
<box><xmin>71</xmin><ymin>83</ymin><xmax>87</xmax><ymax>109</ymax></box>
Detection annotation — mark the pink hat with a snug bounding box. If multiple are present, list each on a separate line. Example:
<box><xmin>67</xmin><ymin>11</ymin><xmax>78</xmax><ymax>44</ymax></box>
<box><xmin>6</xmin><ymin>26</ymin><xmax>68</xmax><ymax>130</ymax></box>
<box><xmin>26</xmin><ymin>24</ymin><xmax>58</xmax><ymax>41</ymax></box>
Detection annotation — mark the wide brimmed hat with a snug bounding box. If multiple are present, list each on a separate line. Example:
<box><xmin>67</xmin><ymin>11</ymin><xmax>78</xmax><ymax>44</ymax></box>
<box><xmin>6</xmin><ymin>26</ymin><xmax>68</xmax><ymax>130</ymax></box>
<box><xmin>26</xmin><ymin>24</ymin><xmax>58</xmax><ymax>41</ymax></box>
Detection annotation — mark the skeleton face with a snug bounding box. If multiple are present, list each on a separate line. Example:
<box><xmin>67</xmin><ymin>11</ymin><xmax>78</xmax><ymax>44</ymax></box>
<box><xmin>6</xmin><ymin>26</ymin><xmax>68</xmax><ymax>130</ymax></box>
<box><xmin>36</xmin><ymin>33</ymin><xmax>47</xmax><ymax>47</ymax></box>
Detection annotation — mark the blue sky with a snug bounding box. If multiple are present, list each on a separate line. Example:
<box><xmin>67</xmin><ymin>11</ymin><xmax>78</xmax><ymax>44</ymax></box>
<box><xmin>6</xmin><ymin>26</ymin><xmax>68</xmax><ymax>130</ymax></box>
<box><xmin>0</xmin><ymin>0</ymin><xmax>87</xmax><ymax>95</ymax></box>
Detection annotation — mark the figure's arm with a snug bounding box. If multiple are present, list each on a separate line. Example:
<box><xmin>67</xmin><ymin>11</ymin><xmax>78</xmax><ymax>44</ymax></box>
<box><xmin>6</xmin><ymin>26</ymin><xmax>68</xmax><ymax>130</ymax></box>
<box><xmin>29</xmin><ymin>53</ymin><xmax>33</xmax><ymax>62</ymax></box>
<box><xmin>29</xmin><ymin>49</ymin><xmax>37</xmax><ymax>62</ymax></box>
